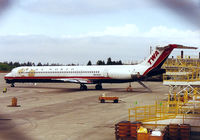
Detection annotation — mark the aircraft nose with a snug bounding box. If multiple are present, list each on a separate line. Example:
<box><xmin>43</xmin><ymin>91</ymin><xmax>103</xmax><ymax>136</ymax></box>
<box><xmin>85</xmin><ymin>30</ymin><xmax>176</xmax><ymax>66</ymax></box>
<box><xmin>5</xmin><ymin>72</ymin><xmax>12</xmax><ymax>77</ymax></box>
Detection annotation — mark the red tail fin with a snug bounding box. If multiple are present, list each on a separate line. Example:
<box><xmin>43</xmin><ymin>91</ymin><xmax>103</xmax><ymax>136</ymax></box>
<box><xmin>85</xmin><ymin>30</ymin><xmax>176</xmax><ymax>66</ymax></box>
<box><xmin>142</xmin><ymin>44</ymin><xmax>197</xmax><ymax>76</ymax></box>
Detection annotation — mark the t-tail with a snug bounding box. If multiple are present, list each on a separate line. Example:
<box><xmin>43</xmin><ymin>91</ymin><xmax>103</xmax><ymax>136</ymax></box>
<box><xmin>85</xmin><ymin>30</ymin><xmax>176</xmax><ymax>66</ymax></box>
<box><xmin>141</xmin><ymin>44</ymin><xmax>197</xmax><ymax>77</ymax></box>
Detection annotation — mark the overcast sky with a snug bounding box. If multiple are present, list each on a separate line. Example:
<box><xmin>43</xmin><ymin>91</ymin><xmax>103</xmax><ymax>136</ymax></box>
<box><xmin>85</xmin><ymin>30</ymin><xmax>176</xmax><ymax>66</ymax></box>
<box><xmin>0</xmin><ymin>0</ymin><xmax>200</xmax><ymax>65</ymax></box>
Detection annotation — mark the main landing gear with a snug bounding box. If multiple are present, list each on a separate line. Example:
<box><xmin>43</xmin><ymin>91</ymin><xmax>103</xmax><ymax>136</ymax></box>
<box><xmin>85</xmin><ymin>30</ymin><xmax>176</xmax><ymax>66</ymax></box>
<box><xmin>80</xmin><ymin>84</ymin><xmax>87</xmax><ymax>90</ymax></box>
<box><xmin>11</xmin><ymin>83</ymin><xmax>15</xmax><ymax>87</ymax></box>
<box><xmin>95</xmin><ymin>84</ymin><xmax>102</xmax><ymax>90</ymax></box>
<box><xmin>80</xmin><ymin>83</ymin><xmax>103</xmax><ymax>90</ymax></box>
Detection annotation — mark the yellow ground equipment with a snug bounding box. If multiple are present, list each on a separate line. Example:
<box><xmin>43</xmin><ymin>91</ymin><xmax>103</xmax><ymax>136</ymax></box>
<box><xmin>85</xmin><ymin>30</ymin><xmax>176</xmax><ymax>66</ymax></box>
<box><xmin>3</xmin><ymin>87</ymin><xmax>7</xmax><ymax>93</ymax></box>
<box><xmin>129</xmin><ymin>95</ymin><xmax>200</xmax><ymax>123</ymax></box>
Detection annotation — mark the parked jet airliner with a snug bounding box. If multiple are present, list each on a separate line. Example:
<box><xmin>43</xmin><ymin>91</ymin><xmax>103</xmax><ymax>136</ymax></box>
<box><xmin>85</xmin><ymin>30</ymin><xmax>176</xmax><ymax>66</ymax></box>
<box><xmin>4</xmin><ymin>44</ymin><xmax>197</xmax><ymax>90</ymax></box>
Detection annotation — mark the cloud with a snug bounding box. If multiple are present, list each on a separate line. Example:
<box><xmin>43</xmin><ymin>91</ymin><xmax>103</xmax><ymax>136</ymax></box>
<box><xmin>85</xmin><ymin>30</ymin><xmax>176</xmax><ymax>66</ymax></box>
<box><xmin>77</xmin><ymin>24</ymin><xmax>200</xmax><ymax>40</ymax></box>
<box><xmin>18</xmin><ymin>0</ymin><xmax>149</xmax><ymax>15</ymax></box>
<box><xmin>144</xmin><ymin>26</ymin><xmax>200</xmax><ymax>38</ymax></box>
<box><xmin>0</xmin><ymin>35</ymin><xmax>147</xmax><ymax>64</ymax></box>
<box><xmin>0</xmin><ymin>25</ymin><xmax>199</xmax><ymax>64</ymax></box>
<box><xmin>83</xmin><ymin>24</ymin><xmax>140</xmax><ymax>37</ymax></box>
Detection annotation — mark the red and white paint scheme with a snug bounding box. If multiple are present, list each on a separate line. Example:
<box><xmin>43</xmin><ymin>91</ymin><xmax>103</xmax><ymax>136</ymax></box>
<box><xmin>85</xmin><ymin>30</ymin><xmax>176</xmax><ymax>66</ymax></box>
<box><xmin>4</xmin><ymin>44</ymin><xmax>197</xmax><ymax>90</ymax></box>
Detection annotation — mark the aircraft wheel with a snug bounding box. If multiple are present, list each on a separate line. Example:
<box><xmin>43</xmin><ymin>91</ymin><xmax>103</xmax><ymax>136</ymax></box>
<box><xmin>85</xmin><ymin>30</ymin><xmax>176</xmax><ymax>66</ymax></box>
<box><xmin>80</xmin><ymin>84</ymin><xmax>87</xmax><ymax>90</ymax></box>
<box><xmin>11</xmin><ymin>83</ymin><xmax>15</xmax><ymax>87</ymax></box>
<box><xmin>83</xmin><ymin>85</ymin><xmax>87</xmax><ymax>90</ymax></box>
<box><xmin>114</xmin><ymin>99</ymin><xmax>118</xmax><ymax>103</ymax></box>
<box><xmin>100</xmin><ymin>99</ymin><xmax>105</xmax><ymax>103</ymax></box>
<box><xmin>95</xmin><ymin>84</ymin><xmax>102</xmax><ymax>90</ymax></box>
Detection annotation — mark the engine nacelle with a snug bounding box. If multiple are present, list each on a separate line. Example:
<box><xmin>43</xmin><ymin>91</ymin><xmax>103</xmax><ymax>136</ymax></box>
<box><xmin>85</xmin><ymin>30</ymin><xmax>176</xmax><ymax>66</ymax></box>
<box><xmin>107</xmin><ymin>70</ymin><xmax>132</xmax><ymax>79</ymax></box>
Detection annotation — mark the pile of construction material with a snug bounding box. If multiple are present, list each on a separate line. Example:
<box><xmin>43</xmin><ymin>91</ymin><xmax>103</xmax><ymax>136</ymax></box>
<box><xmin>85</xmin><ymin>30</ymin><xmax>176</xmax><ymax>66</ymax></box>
<box><xmin>115</xmin><ymin>121</ymin><xmax>166</xmax><ymax>140</ymax></box>
<box><xmin>164</xmin><ymin>124</ymin><xmax>190</xmax><ymax>140</ymax></box>
<box><xmin>115</xmin><ymin>121</ymin><xmax>191</xmax><ymax>140</ymax></box>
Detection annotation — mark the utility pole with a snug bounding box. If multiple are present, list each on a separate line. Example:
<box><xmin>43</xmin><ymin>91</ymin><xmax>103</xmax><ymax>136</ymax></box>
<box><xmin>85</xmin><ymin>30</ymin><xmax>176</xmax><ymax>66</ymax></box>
<box><xmin>150</xmin><ymin>46</ymin><xmax>152</xmax><ymax>54</ymax></box>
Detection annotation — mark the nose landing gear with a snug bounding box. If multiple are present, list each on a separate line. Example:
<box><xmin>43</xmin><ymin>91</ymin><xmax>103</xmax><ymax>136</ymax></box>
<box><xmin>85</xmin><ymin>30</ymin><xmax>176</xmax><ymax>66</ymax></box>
<box><xmin>11</xmin><ymin>83</ymin><xmax>15</xmax><ymax>87</ymax></box>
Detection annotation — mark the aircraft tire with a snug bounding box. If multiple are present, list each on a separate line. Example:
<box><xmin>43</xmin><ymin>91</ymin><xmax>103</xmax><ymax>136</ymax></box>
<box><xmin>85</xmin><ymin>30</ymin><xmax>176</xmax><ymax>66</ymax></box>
<box><xmin>114</xmin><ymin>99</ymin><xmax>118</xmax><ymax>103</ymax></box>
<box><xmin>83</xmin><ymin>85</ymin><xmax>87</xmax><ymax>90</ymax></box>
<box><xmin>11</xmin><ymin>83</ymin><xmax>15</xmax><ymax>87</ymax></box>
<box><xmin>100</xmin><ymin>99</ymin><xmax>105</xmax><ymax>103</ymax></box>
<box><xmin>95</xmin><ymin>84</ymin><xmax>102</xmax><ymax>90</ymax></box>
<box><xmin>80</xmin><ymin>85</ymin><xmax>87</xmax><ymax>90</ymax></box>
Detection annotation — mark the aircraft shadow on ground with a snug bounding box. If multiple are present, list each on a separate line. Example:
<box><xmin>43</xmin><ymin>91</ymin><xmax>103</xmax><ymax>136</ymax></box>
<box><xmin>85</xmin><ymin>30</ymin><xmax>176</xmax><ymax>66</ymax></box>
<box><xmin>12</xmin><ymin>86</ymin><xmax>152</xmax><ymax>94</ymax></box>
<box><xmin>0</xmin><ymin>114</ymin><xmax>33</xmax><ymax>140</ymax></box>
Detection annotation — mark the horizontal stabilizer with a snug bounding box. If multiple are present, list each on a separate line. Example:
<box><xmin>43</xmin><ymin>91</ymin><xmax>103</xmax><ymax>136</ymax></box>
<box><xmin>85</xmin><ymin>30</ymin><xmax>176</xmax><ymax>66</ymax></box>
<box><xmin>157</xmin><ymin>44</ymin><xmax>198</xmax><ymax>50</ymax></box>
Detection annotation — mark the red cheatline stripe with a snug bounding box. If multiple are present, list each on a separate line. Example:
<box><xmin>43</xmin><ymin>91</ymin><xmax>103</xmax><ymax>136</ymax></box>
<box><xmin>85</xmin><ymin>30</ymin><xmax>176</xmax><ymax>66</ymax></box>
<box><xmin>4</xmin><ymin>76</ymin><xmax>112</xmax><ymax>80</ymax></box>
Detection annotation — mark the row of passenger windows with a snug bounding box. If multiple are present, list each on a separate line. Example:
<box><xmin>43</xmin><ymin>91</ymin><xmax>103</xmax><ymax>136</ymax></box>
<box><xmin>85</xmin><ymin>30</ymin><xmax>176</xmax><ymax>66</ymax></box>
<box><xmin>19</xmin><ymin>71</ymin><xmax>100</xmax><ymax>74</ymax></box>
<box><xmin>21</xmin><ymin>68</ymin><xmax>76</xmax><ymax>71</ymax></box>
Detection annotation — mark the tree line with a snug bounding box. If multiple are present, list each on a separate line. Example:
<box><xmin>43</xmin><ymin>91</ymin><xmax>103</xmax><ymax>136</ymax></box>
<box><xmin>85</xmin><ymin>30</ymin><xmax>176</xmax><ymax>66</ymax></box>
<box><xmin>0</xmin><ymin>61</ymin><xmax>67</xmax><ymax>72</ymax></box>
<box><xmin>0</xmin><ymin>57</ymin><xmax>123</xmax><ymax>72</ymax></box>
<box><xmin>87</xmin><ymin>57</ymin><xmax>122</xmax><ymax>65</ymax></box>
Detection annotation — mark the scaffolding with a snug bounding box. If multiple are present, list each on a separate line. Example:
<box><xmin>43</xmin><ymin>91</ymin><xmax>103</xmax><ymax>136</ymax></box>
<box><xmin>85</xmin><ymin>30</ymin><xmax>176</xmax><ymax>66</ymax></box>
<box><xmin>163</xmin><ymin>56</ymin><xmax>200</xmax><ymax>97</ymax></box>
<box><xmin>128</xmin><ymin>101</ymin><xmax>177</xmax><ymax>122</ymax></box>
<box><xmin>129</xmin><ymin>55</ymin><xmax>200</xmax><ymax>123</ymax></box>
<box><xmin>163</xmin><ymin>56</ymin><xmax>200</xmax><ymax>69</ymax></box>
<box><xmin>128</xmin><ymin>99</ymin><xmax>200</xmax><ymax>123</ymax></box>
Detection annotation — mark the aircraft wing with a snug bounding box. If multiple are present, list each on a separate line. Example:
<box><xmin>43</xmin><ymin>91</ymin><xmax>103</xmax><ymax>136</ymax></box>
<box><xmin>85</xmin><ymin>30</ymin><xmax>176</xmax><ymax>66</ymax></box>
<box><xmin>52</xmin><ymin>78</ymin><xmax>92</xmax><ymax>84</ymax></box>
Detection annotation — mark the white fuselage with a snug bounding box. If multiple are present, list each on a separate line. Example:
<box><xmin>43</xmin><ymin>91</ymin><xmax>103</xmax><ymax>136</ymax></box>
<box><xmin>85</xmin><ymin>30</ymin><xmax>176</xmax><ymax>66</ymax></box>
<box><xmin>5</xmin><ymin>64</ymin><xmax>148</xmax><ymax>84</ymax></box>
